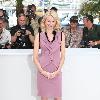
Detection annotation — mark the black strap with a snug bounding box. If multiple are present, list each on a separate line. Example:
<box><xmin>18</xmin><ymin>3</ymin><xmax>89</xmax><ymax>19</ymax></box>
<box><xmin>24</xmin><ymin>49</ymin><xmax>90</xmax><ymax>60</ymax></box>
<box><xmin>61</xmin><ymin>32</ymin><xmax>62</xmax><ymax>41</ymax></box>
<box><xmin>39</xmin><ymin>32</ymin><xmax>41</xmax><ymax>49</ymax></box>
<box><xmin>39</xmin><ymin>32</ymin><xmax>40</xmax><ymax>42</ymax></box>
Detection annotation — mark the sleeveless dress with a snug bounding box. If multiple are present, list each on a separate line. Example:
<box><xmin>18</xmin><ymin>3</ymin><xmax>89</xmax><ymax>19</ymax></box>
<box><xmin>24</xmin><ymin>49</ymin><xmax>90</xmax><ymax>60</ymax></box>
<box><xmin>37</xmin><ymin>31</ymin><xmax>62</xmax><ymax>97</ymax></box>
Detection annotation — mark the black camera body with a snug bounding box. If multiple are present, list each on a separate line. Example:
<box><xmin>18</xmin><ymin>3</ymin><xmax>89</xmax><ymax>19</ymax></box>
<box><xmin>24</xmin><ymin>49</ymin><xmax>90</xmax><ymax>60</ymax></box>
<box><xmin>18</xmin><ymin>28</ymin><xmax>26</xmax><ymax>42</ymax></box>
<box><xmin>80</xmin><ymin>36</ymin><xmax>91</xmax><ymax>48</ymax></box>
<box><xmin>15</xmin><ymin>27</ymin><xmax>27</xmax><ymax>48</ymax></box>
<box><xmin>18</xmin><ymin>25</ymin><xmax>26</xmax><ymax>35</ymax></box>
<box><xmin>82</xmin><ymin>27</ymin><xmax>90</xmax><ymax>48</ymax></box>
<box><xmin>0</xmin><ymin>41</ymin><xmax>11</xmax><ymax>49</ymax></box>
<box><xmin>81</xmin><ymin>40</ymin><xmax>90</xmax><ymax>48</ymax></box>
<box><xmin>0</xmin><ymin>44</ymin><xmax>4</xmax><ymax>49</ymax></box>
<box><xmin>18</xmin><ymin>29</ymin><xmax>26</xmax><ymax>35</ymax></box>
<box><xmin>0</xmin><ymin>9</ymin><xmax>9</xmax><ymax>22</ymax></box>
<box><xmin>27</xmin><ymin>5</ymin><xmax>36</xmax><ymax>20</ymax></box>
<box><xmin>27</xmin><ymin>10</ymin><xmax>36</xmax><ymax>20</ymax></box>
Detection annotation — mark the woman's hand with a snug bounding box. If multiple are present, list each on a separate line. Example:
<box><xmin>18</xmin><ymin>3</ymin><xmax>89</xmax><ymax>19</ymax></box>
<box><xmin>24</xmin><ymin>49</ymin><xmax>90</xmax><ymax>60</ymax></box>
<box><xmin>41</xmin><ymin>70</ymin><xmax>51</xmax><ymax>79</ymax></box>
<box><xmin>41</xmin><ymin>69</ymin><xmax>61</xmax><ymax>79</ymax></box>
<box><xmin>49</xmin><ymin>69</ymin><xmax>61</xmax><ymax>79</ymax></box>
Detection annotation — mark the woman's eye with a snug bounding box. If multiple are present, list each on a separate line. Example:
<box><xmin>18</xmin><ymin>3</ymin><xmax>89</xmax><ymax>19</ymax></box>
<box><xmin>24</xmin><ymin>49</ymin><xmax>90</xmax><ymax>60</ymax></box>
<box><xmin>48</xmin><ymin>21</ymin><xmax>50</xmax><ymax>22</ymax></box>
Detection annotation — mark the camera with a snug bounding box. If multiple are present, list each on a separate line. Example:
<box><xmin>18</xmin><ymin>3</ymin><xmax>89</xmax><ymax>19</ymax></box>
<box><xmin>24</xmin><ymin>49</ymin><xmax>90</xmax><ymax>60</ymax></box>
<box><xmin>0</xmin><ymin>9</ymin><xmax>9</xmax><ymax>21</ymax></box>
<box><xmin>18</xmin><ymin>29</ymin><xmax>26</xmax><ymax>35</ymax></box>
<box><xmin>0</xmin><ymin>44</ymin><xmax>4</xmax><ymax>49</ymax></box>
<box><xmin>18</xmin><ymin>25</ymin><xmax>26</xmax><ymax>35</ymax></box>
<box><xmin>28</xmin><ymin>10</ymin><xmax>36</xmax><ymax>20</ymax></box>
<box><xmin>0</xmin><ymin>41</ymin><xmax>11</xmax><ymax>49</ymax></box>
<box><xmin>80</xmin><ymin>40</ymin><xmax>90</xmax><ymax>48</ymax></box>
<box><xmin>4</xmin><ymin>42</ymin><xmax>11</xmax><ymax>49</ymax></box>
<box><xmin>27</xmin><ymin>5</ymin><xmax>36</xmax><ymax>20</ymax></box>
<box><xmin>16</xmin><ymin>26</ymin><xmax>27</xmax><ymax>48</ymax></box>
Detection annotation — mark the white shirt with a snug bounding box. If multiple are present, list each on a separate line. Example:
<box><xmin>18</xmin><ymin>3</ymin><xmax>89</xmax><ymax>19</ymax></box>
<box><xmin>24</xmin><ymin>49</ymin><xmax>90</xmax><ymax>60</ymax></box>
<box><xmin>0</xmin><ymin>28</ymin><xmax>11</xmax><ymax>46</ymax></box>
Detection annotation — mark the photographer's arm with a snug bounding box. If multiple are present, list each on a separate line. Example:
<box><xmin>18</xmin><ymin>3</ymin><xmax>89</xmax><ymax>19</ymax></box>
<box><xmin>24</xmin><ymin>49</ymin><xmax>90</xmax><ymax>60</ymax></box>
<box><xmin>11</xmin><ymin>35</ymin><xmax>17</xmax><ymax>43</ymax></box>
<box><xmin>10</xmin><ymin>26</ymin><xmax>23</xmax><ymax>43</ymax></box>
<box><xmin>26</xmin><ymin>30</ymin><xmax>34</xmax><ymax>44</ymax></box>
<box><xmin>11</xmin><ymin>31</ymin><xmax>21</xmax><ymax>42</ymax></box>
<box><xmin>88</xmin><ymin>40</ymin><xmax>100</xmax><ymax>46</ymax></box>
<box><xmin>89</xmin><ymin>29</ymin><xmax>100</xmax><ymax>46</ymax></box>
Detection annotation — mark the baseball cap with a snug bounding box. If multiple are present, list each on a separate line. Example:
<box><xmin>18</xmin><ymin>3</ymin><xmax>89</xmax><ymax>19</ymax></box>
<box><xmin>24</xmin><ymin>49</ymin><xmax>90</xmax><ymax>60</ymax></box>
<box><xmin>84</xmin><ymin>15</ymin><xmax>93</xmax><ymax>23</ymax></box>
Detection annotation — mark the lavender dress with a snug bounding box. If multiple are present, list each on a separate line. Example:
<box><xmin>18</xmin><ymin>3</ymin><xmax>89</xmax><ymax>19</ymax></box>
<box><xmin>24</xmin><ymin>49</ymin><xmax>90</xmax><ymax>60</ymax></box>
<box><xmin>37</xmin><ymin>31</ymin><xmax>62</xmax><ymax>97</ymax></box>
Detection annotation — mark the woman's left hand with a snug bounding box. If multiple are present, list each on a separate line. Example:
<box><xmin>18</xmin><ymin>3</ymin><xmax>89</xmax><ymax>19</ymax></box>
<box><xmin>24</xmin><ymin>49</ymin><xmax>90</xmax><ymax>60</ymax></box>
<box><xmin>49</xmin><ymin>69</ymin><xmax>61</xmax><ymax>79</ymax></box>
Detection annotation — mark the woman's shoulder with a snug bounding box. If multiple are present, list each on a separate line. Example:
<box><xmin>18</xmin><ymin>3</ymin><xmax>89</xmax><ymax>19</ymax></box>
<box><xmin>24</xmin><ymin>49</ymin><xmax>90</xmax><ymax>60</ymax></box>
<box><xmin>54</xmin><ymin>30</ymin><xmax>63</xmax><ymax>36</ymax></box>
<box><xmin>37</xmin><ymin>31</ymin><xmax>45</xmax><ymax>39</ymax></box>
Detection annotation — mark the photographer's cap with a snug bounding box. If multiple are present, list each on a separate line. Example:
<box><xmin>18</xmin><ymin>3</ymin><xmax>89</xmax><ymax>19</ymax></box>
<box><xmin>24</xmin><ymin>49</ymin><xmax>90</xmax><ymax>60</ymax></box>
<box><xmin>84</xmin><ymin>15</ymin><xmax>93</xmax><ymax>23</ymax></box>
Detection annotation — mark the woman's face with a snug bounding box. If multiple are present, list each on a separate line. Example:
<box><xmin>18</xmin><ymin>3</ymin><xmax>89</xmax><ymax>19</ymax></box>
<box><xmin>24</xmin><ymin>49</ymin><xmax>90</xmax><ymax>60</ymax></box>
<box><xmin>45</xmin><ymin>15</ymin><xmax>56</xmax><ymax>29</ymax></box>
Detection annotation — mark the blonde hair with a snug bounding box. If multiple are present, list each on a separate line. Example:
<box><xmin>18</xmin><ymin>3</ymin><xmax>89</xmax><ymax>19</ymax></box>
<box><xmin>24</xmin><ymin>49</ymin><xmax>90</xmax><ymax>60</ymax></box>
<box><xmin>40</xmin><ymin>10</ymin><xmax>61</xmax><ymax>32</ymax></box>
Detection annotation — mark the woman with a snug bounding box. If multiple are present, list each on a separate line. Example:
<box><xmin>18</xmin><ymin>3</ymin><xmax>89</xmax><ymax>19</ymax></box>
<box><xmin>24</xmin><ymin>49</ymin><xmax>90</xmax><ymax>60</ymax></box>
<box><xmin>62</xmin><ymin>16</ymin><xmax>83</xmax><ymax>48</ymax></box>
<box><xmin>33</xmin><ymin>11</ymin><xmax>65</xmax><ymax>100</ymax></box>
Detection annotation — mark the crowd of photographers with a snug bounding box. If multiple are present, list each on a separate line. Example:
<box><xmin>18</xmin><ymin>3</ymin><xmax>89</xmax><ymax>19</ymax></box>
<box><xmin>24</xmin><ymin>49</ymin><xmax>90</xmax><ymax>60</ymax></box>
<box><xmin>0</xmin><ymin>4</ymin><xmax>100</xmax><ymax>49</ymax></box>
<box><xmin>0</xmin><ymin>4</ymin><xmax>39</xmax><ymax>49</ymax></box>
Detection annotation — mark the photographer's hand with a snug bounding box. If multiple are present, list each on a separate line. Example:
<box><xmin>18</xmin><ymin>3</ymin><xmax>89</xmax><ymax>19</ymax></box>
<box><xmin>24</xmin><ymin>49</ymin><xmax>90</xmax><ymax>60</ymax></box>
<box><xmin>25</xmin><ymin>30</ymin><xmax>32</xmax><ymax>36</ymax></box>
<box><xmin>15</xmin><ymin>30</ymin><xmax>21</xmax><ymax>36</ymax></box>
<box><xmin>88</xmin><ymin>41</ymin><xmax>95</xmax><ymax>47</ymax></box>
<box><xmin>26</xmin><ymin>30</ymin><xmax>34</xmax><ymax>44</ymax></box>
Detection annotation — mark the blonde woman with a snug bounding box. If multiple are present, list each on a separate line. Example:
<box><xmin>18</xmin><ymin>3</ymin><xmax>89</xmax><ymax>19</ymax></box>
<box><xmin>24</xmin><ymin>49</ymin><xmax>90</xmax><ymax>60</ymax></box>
<box><xmin>33</xmin><ymin>11</ymin><xmax>65</xmax><ymax>100</ymax></box>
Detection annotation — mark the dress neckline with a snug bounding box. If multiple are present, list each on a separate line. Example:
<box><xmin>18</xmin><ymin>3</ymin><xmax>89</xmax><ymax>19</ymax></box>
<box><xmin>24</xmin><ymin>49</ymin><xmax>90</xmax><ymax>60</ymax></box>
<box><xmin>45</xmin><ymin>31</ymin><xmax>56</xmax><ymax>42</ymax></box>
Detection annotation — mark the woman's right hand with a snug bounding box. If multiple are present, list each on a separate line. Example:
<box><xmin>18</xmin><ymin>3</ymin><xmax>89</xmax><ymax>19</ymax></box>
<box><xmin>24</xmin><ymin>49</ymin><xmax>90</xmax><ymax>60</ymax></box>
<box><xmin>41</xmin><ymin>70</ymin><xmax>50</xmax><ymax>79</ymax></box>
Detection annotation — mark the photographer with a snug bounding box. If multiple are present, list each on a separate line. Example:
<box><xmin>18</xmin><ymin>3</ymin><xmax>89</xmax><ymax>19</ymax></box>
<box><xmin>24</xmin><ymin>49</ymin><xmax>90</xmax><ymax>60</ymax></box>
<box><xmin>10</xmin><ymin>14</ymin><xmax>34</xmax><ymax>49</ymax></box>
<box><xmin>82</xmin><ymin>15</ymin><xmax>100</xmax><ymax>48</ymax></box>
<box><xmin>62</xmin><ymin>16</ymin><xmax>83</xmax><ymax>48</ymax></box>
<box><xmin>0</xmin><ymin>9</ymin><xmax>9</xmax><ymax>29</ymax></box>
<box><xmin>0</xmin><ymin>18</ymin><xmax>11</xmax><ymax>49</ymax></box>
<box><xmin>26</xmin><ymin>4</ymin><xmax>40</xmax><ymax>35</ymax></box>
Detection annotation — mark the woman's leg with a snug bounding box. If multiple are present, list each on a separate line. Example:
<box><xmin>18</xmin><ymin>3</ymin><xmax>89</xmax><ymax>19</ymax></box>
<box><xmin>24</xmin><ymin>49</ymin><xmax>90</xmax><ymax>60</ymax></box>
<box><xmin>41</xmin><ymin>97</ymin><xmax>48</xmax><ymax>100</ymax></box>
<box><xmin>54</xmin><ymin>97</ymin><xmax>61</xmax><ymax>100</ymax></box>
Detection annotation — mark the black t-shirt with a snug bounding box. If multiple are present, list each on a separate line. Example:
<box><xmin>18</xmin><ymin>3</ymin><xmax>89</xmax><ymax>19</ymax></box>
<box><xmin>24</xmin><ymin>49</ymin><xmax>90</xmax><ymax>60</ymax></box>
<box><xmin>10</xmin><ymin>25</ymin><xmax>34</xmax><ymax>49</ymax></box>
<box><xmin>82</xmin><ymin>24</ymin><xmax>100</xmax><ymax>48</ymax></box>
